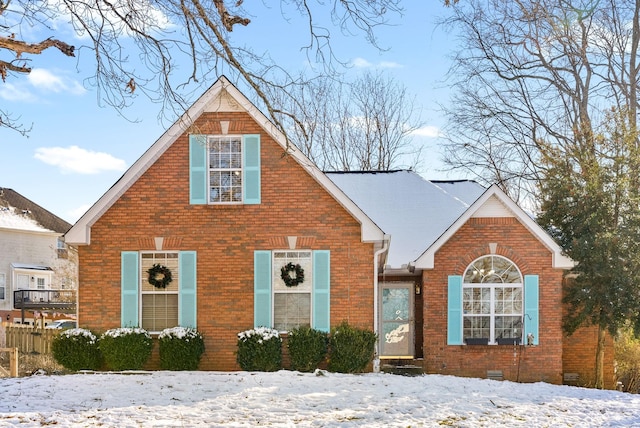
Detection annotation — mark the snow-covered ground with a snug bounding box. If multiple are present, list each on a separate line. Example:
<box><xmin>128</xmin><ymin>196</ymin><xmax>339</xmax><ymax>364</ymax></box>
<box><xmin>0</xmin><ymin>370</ymin><xmax>638</xmax><ymax>427</ymax></box>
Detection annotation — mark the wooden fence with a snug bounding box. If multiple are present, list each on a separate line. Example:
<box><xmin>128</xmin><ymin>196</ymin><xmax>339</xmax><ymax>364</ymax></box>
<box><xmin>2</xmin><ymin>323</ymin><xmax>59</xmax><ymax>355</ymax></box>
<box><xmin>0</xmin><ymin>348</ymin><xmax>19</xmax><ymax>377</ymax></box>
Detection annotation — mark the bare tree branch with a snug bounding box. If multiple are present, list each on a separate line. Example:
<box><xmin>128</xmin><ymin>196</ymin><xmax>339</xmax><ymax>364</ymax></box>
<box><xmin>439</xmin><ymin>0</ymin><xmax>640</xmax><ymax>205</ymax></box>
<box><xmin>0</xmin><ymin>0</ymin><xmax>402</xmax><ymax>135</ymax></box>
<box><xmin>270</xmin><ymin>71</ymin><xmax>424</xmax><ymax>171</ymax></box>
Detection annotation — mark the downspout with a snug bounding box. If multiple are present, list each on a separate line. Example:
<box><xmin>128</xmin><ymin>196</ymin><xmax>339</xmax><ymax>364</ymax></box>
<box><xmin>373</xmin><ymin>234</ymin><xmax>390</xmax><ymax>373</ymax></box>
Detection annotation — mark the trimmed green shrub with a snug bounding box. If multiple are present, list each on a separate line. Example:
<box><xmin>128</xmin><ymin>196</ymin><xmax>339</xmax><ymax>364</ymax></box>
<box><xmin>328</xmin><ymin>321</ymin><xmax>377</xmax><ymax>373</ymax></box>
<box><xmin>287</xmin><ymin>326</ymin><xmax>328</xmax><ymax>372</ymax></box>
<box><xmin>99</xmin><ymin>327</ymin><xmax>153</xmax><ymax>370</ymax></box>
<box><xmin>158</xmin><ymin>327</ymin><xmax>205</xmax><ymax>370</ymax></box>
<box><xmin>237</xmin><ymin>327</ymin><xmax>282</xmax><ymax>371</ymax></box>
<box><xmin>51</xmin><ymin>328</ymin><xmax>102</xmax><ymax>371</ymax></box>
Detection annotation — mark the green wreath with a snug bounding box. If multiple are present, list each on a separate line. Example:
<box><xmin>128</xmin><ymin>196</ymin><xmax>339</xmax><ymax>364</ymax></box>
<box><xmin>280</xmin><ymin>262</ymin><xmax>305</xmax><ymax>287</ymax></box>
<box><xmin>147</xmin><ymin>264</ymin><xmax>173</xmax><ymax>289</ymax></box>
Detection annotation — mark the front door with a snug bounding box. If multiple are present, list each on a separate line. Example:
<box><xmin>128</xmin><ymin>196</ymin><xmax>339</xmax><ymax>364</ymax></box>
<box><xmin>379</xmin><ymin>282</ymin><xmax>414</xmax><ymax>358</ymax></box>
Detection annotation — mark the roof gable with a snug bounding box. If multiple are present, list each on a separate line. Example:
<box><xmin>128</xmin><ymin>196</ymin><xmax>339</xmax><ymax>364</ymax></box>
<box><xmin>0</xmin><ymin>188</ymin><xmax>71</xmax><ymax>234</ymax></box>
<box><xmin>413</xmin><ymin>184</ymin><xmax>574</xmax><ymax>270</ymax></box>
<box><xmin>65</xmin><ymin>76</ymin><xmax>384</xmax><ymax>245</ymax></box>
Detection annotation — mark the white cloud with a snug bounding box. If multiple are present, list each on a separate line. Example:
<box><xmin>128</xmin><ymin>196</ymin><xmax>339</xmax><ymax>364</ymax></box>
<box><xmin>412</xmin><ymin>126</ymin><xmax>441</xmax><ymax>138</ymax></box>
<box><xmin>351</xmin><ymin>57</ymin><xmax>403</xmax><ymax>69</ymax></box>
<box><xmin>351</xmin><ymin>57</ymin><xmax>373</xmax><ymax>68</ymax></box>
<box><xmin>0</xmin><ymin>83</ymin><xmax>37</xmax><ymax>102</ymax></box>
<box><xmin>34</xmin><ymin>146</ymin><xmax>127</xmax><ymax>174</ymax></box>
<box><xmin>379</xmin><ymin>61</ymin><xmax>402</xmax><ymax>69</ymax></box>
<box><xmin>28</xmin><ymin>69</ymin><xmax>86</xmax><ymax>95</ymax></box>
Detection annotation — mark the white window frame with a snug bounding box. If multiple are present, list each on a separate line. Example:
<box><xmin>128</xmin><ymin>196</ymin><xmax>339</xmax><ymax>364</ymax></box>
<box><xmin>0</xmin><ymin>273</ymin><xmax>5</xmax><ymax>300</ymax></box>
<box><xmin>207</xmin><ymin>135</ymin><xmax>243</xmax><ymax>204</ymax></box>
<box><xmin>140</xmin><ymin>252</ymin><xmax>180</xmax><ymax>332</ymax></box>
<box><xmin>462</xmin><ymin>255</ymin><xmax>523</xmax><ymax>344</ymax></box>
<box><xmin>272</xmin><ymin>250</ymin><xmax>313</xmax><ymax>332</ymax></box>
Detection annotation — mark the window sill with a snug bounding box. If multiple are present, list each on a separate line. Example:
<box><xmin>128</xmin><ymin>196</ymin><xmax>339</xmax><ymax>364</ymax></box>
<box><xmin>464</xmin><ymin>338</ymin><xmax>489</xmax><ymax>345</ymax></box>
<box><xmin>496</xmin><ymin>338</ymin><xmax>522</xmax><ymax>345</ymax></box>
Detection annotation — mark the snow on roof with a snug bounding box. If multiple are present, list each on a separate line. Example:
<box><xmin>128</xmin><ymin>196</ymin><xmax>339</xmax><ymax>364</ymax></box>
<box><xmin>10</xmin><ymin>263</ymin><xmax>53</xmax><ymax>271</ymax></box>
<box><xmin>0</xmin><ymin>206</ymin><xmax>53</xmax><ymax>232</ymax></box>
<box><xmin>326</xmin><ymin>171</ymin><xmax>485</xmax><ymax>268</ymax></box>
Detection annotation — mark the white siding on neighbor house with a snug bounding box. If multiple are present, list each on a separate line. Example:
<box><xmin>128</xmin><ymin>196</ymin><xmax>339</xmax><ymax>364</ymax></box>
<box><xmin>0</xmin><ymin>228</ymin><xmax>77</xmax><ymax>312</ymax></box>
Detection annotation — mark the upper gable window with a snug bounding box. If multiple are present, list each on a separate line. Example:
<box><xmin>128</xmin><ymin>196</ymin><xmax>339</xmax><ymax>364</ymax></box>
<box><xmin>189</xmin><ymin>134</ymin><xmax>261</xmax><ymax>205</ymax></box>
<box><xmin>208</xmin><ymin>135</ymin><xmax>243</xmax><ymax>203</ymax></box>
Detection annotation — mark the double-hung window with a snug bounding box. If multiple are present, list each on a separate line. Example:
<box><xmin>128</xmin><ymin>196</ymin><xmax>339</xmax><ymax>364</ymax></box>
<box><xmin>121</xmin><ymin>251</ymin><xmax>197</xmax><ymax>332</ymax></box>
<box><xmin>462</xmin><ymin>256</ymin><xmax>523</xmax><ymax>344</ymax></box>
<box><xmin>272</xmin><ymin>251</ymin><xmax>313</xmax><ymax>331</ymax></box>
<box><xmin>141</xmin><ymin>253</ymin><xmax>179</xmax><ymax>331</ymax></box>
<box><xmin>254</xmin><ymin>250</ymin><xmax>330</xmax><ymax>333</ymax></box>
<box><xmin>0</xmin><ymin>273</ymin><xmax>5</xmax><ymax>300</ymax></box>
<box><xmin>189</xmin><ymin>134</ymin><xmax>261</xmax><ymax>205</ymax></box>
<box><xmin>208</xmin><ymin>136</ymin><xmax>243</xmax><ymax>203</ymax></box>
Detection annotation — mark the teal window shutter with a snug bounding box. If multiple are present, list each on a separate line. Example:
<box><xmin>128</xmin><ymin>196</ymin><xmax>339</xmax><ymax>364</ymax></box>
<box><xmin>313</xmin><ymin>250</ymin><xmax>331</xmax><ymax>333</ymax></box>
<box><xmin>254</xmin><ymin>250</ymin><xmax>272</xmax><ymax>328</ymax></box>
<box><xmin>243</xmin><ymin>134</ymin><xmax>261</xmax><ymax>204</ymax></box>
<box><xmin>179</xmin><ymin>251</ymin><xmax>197</xmax><ymax>328</ymax></box>
<box><xmin>447</xmin><ymin>275</ymin><xmax>463</xmax><ymax>345</ymax></box>
<box><xmin>121</xmin><ymin>251</ymin><xmax>139</xmax><ymax>327</ymax></box>
<box><xmin>524</xmin><ymin>275</ymin><xmax>539</xmax><ymax>345</ymax></box>
<box><xmin>189</xmin><ymin>134</ymin><xmax>207</xmax><ymax>204</ymax></box>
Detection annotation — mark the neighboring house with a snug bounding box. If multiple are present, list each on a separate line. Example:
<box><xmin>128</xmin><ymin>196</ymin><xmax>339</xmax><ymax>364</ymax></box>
<box><xmin>65</xmin><ymin>76</ymin><xmax>614</xmax><ymax>388</ymax></box>
<box><xmin>0</xmin><ymin>189</ymin><xmax>78</xmax><ymax>325</ymax></box>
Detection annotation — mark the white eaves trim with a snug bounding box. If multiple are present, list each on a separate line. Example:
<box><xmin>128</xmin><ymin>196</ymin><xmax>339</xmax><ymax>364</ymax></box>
<box><xmin>65</xmin><ymin>76</ymin><xmax>384</xmax><ymax>246</ymax></box>
<box><xmin>413</xmin><ymin>184</ymin><xmax>574</xmax><ymax>270</ymax></box>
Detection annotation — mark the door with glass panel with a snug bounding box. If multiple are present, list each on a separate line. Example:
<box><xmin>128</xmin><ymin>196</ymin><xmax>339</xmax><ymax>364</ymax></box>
<box><xmin>379</xmin><ymin>282</ymin><xmax>414</xmax><ymax>358</ymax></box>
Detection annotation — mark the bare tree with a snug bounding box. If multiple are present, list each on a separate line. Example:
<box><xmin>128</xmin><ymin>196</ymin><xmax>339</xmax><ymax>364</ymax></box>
<box><xmin>441</xmin><ymin>0</ymin><xmax>640</xmax><ymax>388</ymax></box>
<box><xmin>0</xmin><ymin>0</ymin><xmax>402</xmax><ymax>134</ymax></box>
<box><xmin>439</xmin><ymin>0</ymin><xmax>640</xmax><ymax>205</ymax></box>
<box><xmin>271</xmin><ymin>71</ymin><xmax>424</xmax><ymax>171</ymax></box>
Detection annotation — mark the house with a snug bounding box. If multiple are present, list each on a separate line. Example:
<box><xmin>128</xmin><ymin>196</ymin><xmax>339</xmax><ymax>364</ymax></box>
<box><xmin>65</xmin><ymin>76</ymin><xmax>614</xmax><ymax>387</ymax></box>
<box><xmin>328</xmin><ymin>171</ymin><xmax>614</xmax><ymax>387</ymax></box>
<box><xmin>0</xmin><ymin>188</ymin><xmax>77</xmax><ymax>325</ymax></box>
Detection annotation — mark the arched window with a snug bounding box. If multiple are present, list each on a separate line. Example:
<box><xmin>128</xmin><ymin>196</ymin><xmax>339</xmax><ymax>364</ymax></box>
<box><xmin>462</xmin><ymin>255</ymin><xmax>523</xmax><ymax>344</ymax></box>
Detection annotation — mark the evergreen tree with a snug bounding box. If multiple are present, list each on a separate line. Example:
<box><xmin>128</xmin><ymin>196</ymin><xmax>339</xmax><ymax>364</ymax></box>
<box><xmin>538</xmin><ymin>109</ymin><xmax>640</xmax><ymax>388</ymax></box>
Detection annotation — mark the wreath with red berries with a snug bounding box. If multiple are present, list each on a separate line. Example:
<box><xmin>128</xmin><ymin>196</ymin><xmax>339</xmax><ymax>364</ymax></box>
<box><xmin>280</xmin><ymin>262</ymin><xmax>305</xmax><ymax>287</ymax></box>
<box><xmin>147</xmin><ymin>264</ymin><xmax>173</xmax><ymax>289</ymax></box>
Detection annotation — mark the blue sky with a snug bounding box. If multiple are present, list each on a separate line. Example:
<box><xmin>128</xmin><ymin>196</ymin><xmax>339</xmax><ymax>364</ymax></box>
<box><xmin>1</xmin><ymin>2</ymin><xmax>459</xmax><ymax>224</ymax></box>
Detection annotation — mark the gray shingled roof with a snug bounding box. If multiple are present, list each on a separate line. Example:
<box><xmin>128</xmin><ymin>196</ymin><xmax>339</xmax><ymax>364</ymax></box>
<box><xmin>0</xmin><ymin>188</ymin><xmax>71</xmax><ymax>233</ymax></box>
<box><xmin>326</xmin><ymin>170</ymin><xmax>485</xmax><ymax>269</ymax></box>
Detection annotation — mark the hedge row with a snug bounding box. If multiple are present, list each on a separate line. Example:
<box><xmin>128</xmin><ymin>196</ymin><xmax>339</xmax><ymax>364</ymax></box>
<box><xmin>237</xmin><ymin>321</ymin><xmax>376</xmax><ymax>373</ymax></box>
<box><xmin>52</xmin><ymin>326</ymin><xmax>204</xmax><ymax>371</ymax></box>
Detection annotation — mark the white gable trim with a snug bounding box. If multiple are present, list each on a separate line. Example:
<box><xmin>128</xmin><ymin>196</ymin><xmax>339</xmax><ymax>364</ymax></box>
<box><xmin>413</xmin><ymin>184</ymin><xmax>574</xmax><ymax>270</ymax></box>
<box><xmin>65</xmin><ymin>76</ymin><xmax>384</xmax><ymax>245</ymax></box>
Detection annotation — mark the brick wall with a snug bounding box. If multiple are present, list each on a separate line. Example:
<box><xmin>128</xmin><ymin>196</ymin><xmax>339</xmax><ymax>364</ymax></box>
<box><xmin>422</xmin><ymin>217</ymin><xmax>566</xmax><ymax>384</ymax></box>
<box><xmin>561</xmin><ymin>276</ymin><xmax>616</xmax><ymax>389</ymax></box>
<box><xmin>77</xmin><ymin>111</ymin><xmax>376</xmax><ymax>370</ymax></box>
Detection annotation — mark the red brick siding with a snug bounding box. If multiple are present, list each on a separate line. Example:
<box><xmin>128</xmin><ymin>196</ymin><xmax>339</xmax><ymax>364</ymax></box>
<box><xmin>77</xmin><ymin>112</ymin><xmax>375</xmax><ymax>370</ymax></box>
<box><xmin>561</xmin><ymin>277</ymin><xmax>616</xmax><ymax>388</ymax></box>
<box><xmin>422</xmin><ymin>217</ymin><xmax>565</xmax><ymax>384</ymax></box>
